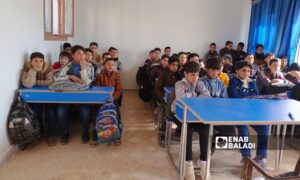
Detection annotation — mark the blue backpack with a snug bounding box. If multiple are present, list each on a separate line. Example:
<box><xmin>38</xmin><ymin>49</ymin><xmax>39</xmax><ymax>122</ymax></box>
<box><xmin>95</xmin><ymin>103</ymin><xmax>122</xmax><ymax>143</ymax></box>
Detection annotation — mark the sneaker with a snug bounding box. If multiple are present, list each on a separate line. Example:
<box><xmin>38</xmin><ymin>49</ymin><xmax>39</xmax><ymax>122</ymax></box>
<box><xmin>198</xmin><ymin>160</ymin><xmax>209</xmax><ymax>180</ymax></box>
<box><xmin>253</xmin><ymin>157</ymin><xmax>267</xmax><ymax>169</ymax></box>
<box><xmin>184</xmin><ymin>161</ymin><xmax>195</xmax><ymax>180</ymax></box>
<box><xmin>60</xmin><ymin>134</ymin><xmax>69</xmax><ymax>145</ymax></box>
<box><xmin>153</xmin><ymin>108</ymin><xmax>158</xmax><ymax>116</ymax></box>
<box><xmin>47</xmin><ymin>137</ymin><xmax>56</xmax><ymax>146</ymax></box>
<box><xmin>82</xmin><ymin>134</ymin><xmax>90</xmax><ymax>144</ymax></box>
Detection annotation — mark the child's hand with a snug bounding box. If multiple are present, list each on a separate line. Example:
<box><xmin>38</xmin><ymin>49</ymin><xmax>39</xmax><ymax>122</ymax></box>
<box><xmin>69</xmin><ymin>75</ymin><xmax>84</xmax><ymax>83</ymax></box>
<box><xmin>79</xmin><ymin>60</ymin><xmax>87</xmax><ymax>70</ymax></box>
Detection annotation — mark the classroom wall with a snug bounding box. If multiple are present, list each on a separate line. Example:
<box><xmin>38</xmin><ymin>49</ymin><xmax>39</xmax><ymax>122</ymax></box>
<box><xmin>0</xmin><ymin>0</ymin><xmax>72</xmax><ymax>164</ymax></box>
<box><xmin>73</xmin><ymin>0</ymin><xmax>252</xmax><ymax>89</ymax></box>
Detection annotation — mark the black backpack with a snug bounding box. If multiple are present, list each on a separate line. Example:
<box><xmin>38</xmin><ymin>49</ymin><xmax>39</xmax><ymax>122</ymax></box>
<box><xmin>7</xmin><ymin>100</ymin><xmax>41</xmax><ymax>147</ymax></box>
<box><xmin>136</xmin><ymin>65</ymin><xmax>152</xmax><ymax>102</ymax></box>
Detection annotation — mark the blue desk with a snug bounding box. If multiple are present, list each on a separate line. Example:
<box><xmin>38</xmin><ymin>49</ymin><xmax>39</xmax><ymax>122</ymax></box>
<box><xmin>163</xmin><ymin>87</ymin><xmax>175</xmax><ymax>103</ymax></box>
<box><xmin>18</xmin><ymin>86</ymin><xmax>114</xmax><ymax>104</ymax></box>
<box><xmin>175</xmin><ymin>98</ymin><xmax>300</xmax><ymax>180</ymax></box>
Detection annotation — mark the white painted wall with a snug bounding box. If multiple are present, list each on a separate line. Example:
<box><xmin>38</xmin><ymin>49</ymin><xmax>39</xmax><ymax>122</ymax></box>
<box><xmin>0</xmin><ymin>0</ymin><xmax>72</xmax><ymax>164</ymax></box>
<box><xmin>73</xmin><ymin>0</ymin><xmax>251</xmax><ymax>89</ymax></box>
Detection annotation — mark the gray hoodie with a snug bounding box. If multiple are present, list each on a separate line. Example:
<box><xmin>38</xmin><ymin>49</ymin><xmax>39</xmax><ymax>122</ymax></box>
<box><xmin>171</xmin><ymin>78</ymin><xmax>211</xmax><ymax>112</ymax></box>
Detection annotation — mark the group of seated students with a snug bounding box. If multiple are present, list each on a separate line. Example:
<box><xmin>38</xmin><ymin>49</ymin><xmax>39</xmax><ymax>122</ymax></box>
<box><xmin>21</xmin><ymin>42</ymin><xmax>123</xmax><ymax>147</ymax></box>
<box><xmin>143</xmin><ymin>42</ymin><xmax>300</xmax><ymax>180</ymax></box>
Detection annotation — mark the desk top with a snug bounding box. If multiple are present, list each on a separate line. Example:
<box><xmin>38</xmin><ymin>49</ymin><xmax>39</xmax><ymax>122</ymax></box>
<box><xmin>164</xmin><ymin>87</ymin><xmax>175</xmax><ymax>93</ymax></box>
<box><xmin>18</xmin><ymin>86</ymin><xmax>114</xmax><ymax>104</ymax></box>
<box><xmin>19</xmin><ymin>86</ymin><xmax>114</xmax><ymax>93</ymax></box>
<box><xmin>178</xmin><ymin>98</ymin><xmax>300</xmax><ymax>125</ymax></box>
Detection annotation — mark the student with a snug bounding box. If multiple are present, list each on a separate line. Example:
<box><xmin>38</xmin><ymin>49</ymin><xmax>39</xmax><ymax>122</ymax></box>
<box><xmin>95</xmin><ymin>58</ymin><xmax>123</xmax><ymax>146</ymax></box>
<box><xmin>204</xmin><ymin>42</ymin><xmax>219</xmax><ymax>62</ymax></box>
<box><xmin>150</xmin><ymin>55</ymin><xmax>169</xmax><ymax>88</ymax></box>
<box><xmin>89</xmin><ymin>42</ymin><xmax>103</xmax><ymax>64</ymax></box>
<box><xmin>227</xmin><ymin>61</ymin><xmax>269</xmax><ymax>169</ymax></box>
<box><xmin>187</xmin><ymin>53</ymin><xmax>200</xmax><ymax>63</ymax></box>
<box><xmin>108</xmin><ymin>47</ymin><xmax>122</xmax><ymax>73</ymax></box>
<box><xmin>254</xmin><ymin>44</ymin><xmax>264</xmax><ymax>66</ymax></box>
<box><xmin>171</xmin><ymin>62</ymin><xmax>210</xmax><ymax>180</ymax></box>
<box><xmin>201</xmin><ymin>58</ymin><xmax>235</xmax><ymax>147</ymax></box>
<box><xmin>155</xmin><ymin>56</ymin><xmax>180</xmax><ymax>103</ymax></box>
<box><xmin>85</xmin><ymin>48</ymin><xmax>98</xmax><ymax>81</ymax></box>
<box><xmin>21</xmin><ymin>52</ymin><xmax>56</xmax><ymax>146</ymax></box>
<box><xmin>245</xmin><ymin>54</ymin><xmax>260</xmax><ymax>79</ymax></box>
<box><xmin>52</xmin><ymin>51</ymin><xmax>72</xmax><ymax>73</ymax></box>
<box><xmin>256</xmin><ymin>58</ymin><xmax>294</xmax><ymax>95</ymax></box>
<box><xmin>262</xmin><ymin>52</ymin><xmax>275</xmax><ymax>69</ymax></box>
<box><xmin>54</xmin><ymin>45</ymin><xmax>94</xmax><ymax>144</ymax></box>
<box><xmin>164</xmin><ymin>46</ymin><xmax>172</xmax><ymax>57</ymax></box>
<box><xmin>234</xmin><ymin>42</ymin><xmax>247</xmax><ymax>63</ymax></box>
<box><xmin>219</xmin><ymin>41</ymin><xmax>235</xmax><ymax>59</ymax></box>
<box><xmin>280</xmin><ymin>55</ymin><xmax>289</xmax><ymax>73</ymax></box>
<box><xmin>63</xmin><ymin>42</ymin><xmax>72</xmax><ymax>54</ymax></box>
<box><xmin>221</xmin><ymin>54</ymin><xmax>233</xmax><ymax>74</ymax></box>
<box><xmin>178</xmin><ymin>52</ymin><xmax>187</xmax><ymax>78</ymax></box>
<box><xmin>144</xmin><ymin>50</ymin><xmax>155</xmax><ymax>65</ymax></box>
<box><xmin>285</xmin><ymin>63</ymin><xmax>300</xmax><ymax>84</ymax></box>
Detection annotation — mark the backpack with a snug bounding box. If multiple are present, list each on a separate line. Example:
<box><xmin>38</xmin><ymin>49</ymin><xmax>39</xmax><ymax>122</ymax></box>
<box><xmin>95</xmin><ymin>103</ymin><xmax>122</xmax><ymax>143</ymax></box>
<box><xmin>7</xmin><ymin>101</ymin><xmax>41</xmax><ymax>147</ymax></box>
<box><xmin>136</xmin><ymin>65</ymin><xmax>152</xmax><ymax>102</ymax></box>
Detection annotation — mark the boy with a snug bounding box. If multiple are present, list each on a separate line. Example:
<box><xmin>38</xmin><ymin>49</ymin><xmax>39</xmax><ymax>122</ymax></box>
<box><xmin>95</xmin><ymin>58</ymin><xmax>123</xmax><ymax>146</ymax></box>
<box><xmin>227</xmin><ymin>61</ymin><xmax>269</xmax><ymax>169</ymax></box>
<box><xmin>89</xmin><ymin>42</ymin><xmax>103</xmax><ymax>64</ymax></box>
<box><xmin>22</xmin><ymin>52</ymin><xmax>56</xmax><ymax>146</ymax></box>
<box><xmin>52</xmin><ymin>51</ymin><xmax>72</xmax><ymax>72</ymax></box>
<box><xmin>54</xmin><ymin>45</ymin><xmax>94</xmax><ymax>144</ymax></box>
<box><xmin>108</xmin><ymin>47</ymin><xmax>122</xmax><ymax>72</ymax></box>
<box><xmin>262</xmin><ymin>52</ymin><xmax>275</xmax><ymax>69</ymax></box>
<box><xmin>280</xmin><ymin>55</ymin><xmax>289</xmax><ymax>73</ymax></box>
<box><xmin>219</xmin><ymin>41</ymin><xmax>235</xmax><ymax>59</ymax></box>
<box><xmin>178</xmin><ymin>52</ymin><xmax>187</xmax><ymax>78</ymax></box>
<box><xmin>201</xmin><ymin>58</ymin><xmax>235</xmax><ymax>163</ymax></box>
<box><xmin>85</xmin><ymin>48</ymin><xmax>98</xmax><ymax>82</ymax></box>
<box><xmin>171</xmin><ymin>62</ymin><xmax>210</xmax><ymax>180</ymax></box>
<box><xmin>234</xmin><ymin>42</ymin><xmax>247</xmax><ymax>63</ymax></box>
<box><xmin>204</xmin><ymin>43</ymin><xmax>219</xmax><ymax>62</ymax></box>
<box><xmin>254</xmin><ymin>44</ymin><xmax>264</xmax><ymax>66</ymax></box>
<box><xmin>63</xmin><ymin>42</ymin><xmax>72</xmax><ymax>54</ymax></box>
<box><xmin>150</xmin><ymin>55</ymin><xmax>169</xmax><ymax>88</ymax></box>
<box><xmin>221</xmin><ymin>54</ymin><xmax>233</xmax><ymax>74</ymax></box>
<box><xmin>155</xmin><ymin>56</ymin><xmax>180</xmax><ymax>103</ymax></box>
<box><xmin>245</xmin><ymin>54</ymin><xmax>260</xmax><ymax>79</ymax></box>
<box><xmin>257</xmin><ymin>58</ymin><xmax>294</xmax><ymax>95</ymax></box>
<box><xmin>164</xmin><ymin>46</ymin><xmax>172</xmax><ymax>56</ymax></box>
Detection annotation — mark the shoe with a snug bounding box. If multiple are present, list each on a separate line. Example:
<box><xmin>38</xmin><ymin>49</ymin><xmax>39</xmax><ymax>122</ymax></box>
<box><xmin>184</xmin><ymin>161</ymin><xmax>195</xmax><ymax>180</ymax></box>
<box><xmin>47</xmin><ymin>137</ymin><xmax>56</xmax><ymax>146</ymax></box>
<box><xmin>253</xmin><ymin>157</ymin><xmax>267</xmax><ymax>169</ymax></box>
<box><xmin>82</xmin><ymin>134</ymin><xmax>90</xmax><ymax>144</ymax></box>
<box><xmin>114</xmin><ymin>139</ymin><xmax>122</xmax><ymax>146</ymax></box>
<box><xmin>198</xmin><ymin>160</ymin><xmax>209</xmax><ymax>180</ymax></box>
<box><xmin>153</xmin><ymin>108</ymin><xmax>158</xmax><ymax>116</ymax></box>
<box><xmin>60</xmin><ymin>134</ymin><xmax>69</xmax><ymax>145</ymax></box>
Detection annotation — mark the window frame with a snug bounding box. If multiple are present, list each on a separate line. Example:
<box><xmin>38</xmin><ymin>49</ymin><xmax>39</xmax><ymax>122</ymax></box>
<box><xmin>44</xmin><ymin>0</ymin><xmax>74</xmax><ymax>41</ymax></box>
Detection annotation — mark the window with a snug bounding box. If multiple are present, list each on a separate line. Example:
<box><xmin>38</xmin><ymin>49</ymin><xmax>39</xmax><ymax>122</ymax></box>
<box><xmin>295</xmin><ymin>39</ymin><xmax>300</xmax><ymax>64</ymax></box>
<box><xmin>44</xmin><ymin>0</ymin><xmax>74</xmax><ymax>41</ymax></box>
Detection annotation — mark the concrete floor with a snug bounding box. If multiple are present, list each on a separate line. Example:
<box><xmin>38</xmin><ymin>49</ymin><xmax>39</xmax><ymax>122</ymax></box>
<box><xmin>0</xmin><ymin>90</ymin><xmax>299</xmax><ymax>180</ymax></box>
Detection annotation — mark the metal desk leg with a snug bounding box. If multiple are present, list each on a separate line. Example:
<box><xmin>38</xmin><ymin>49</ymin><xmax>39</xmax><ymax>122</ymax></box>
<box><xmin>275</xmin><ymin>124</ymin><xmax>281</xmax><ymax>171</ymax></box>
<box><xmin>279</xmin><ymin>124</ymin><xmax>287</xmax><ymax>170</ymax></box>
<box><xmin>206</xmin><ymin>124</ymin><xmax>214</xmax><ymax>180</ymax></box>
<box><xmin>291</xmin><ymin>125</ymin><xmax>295</xmax><ymax>138</ymax></box>
<box><xmin>166</xmin><ymin>120</ymin><xmax>172</xmax><ymax>152</ymax></box>
<box><xmin>179</xmin><ymin>105</ymin><xmax>188</xmax><ymax>180</ymax></box>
